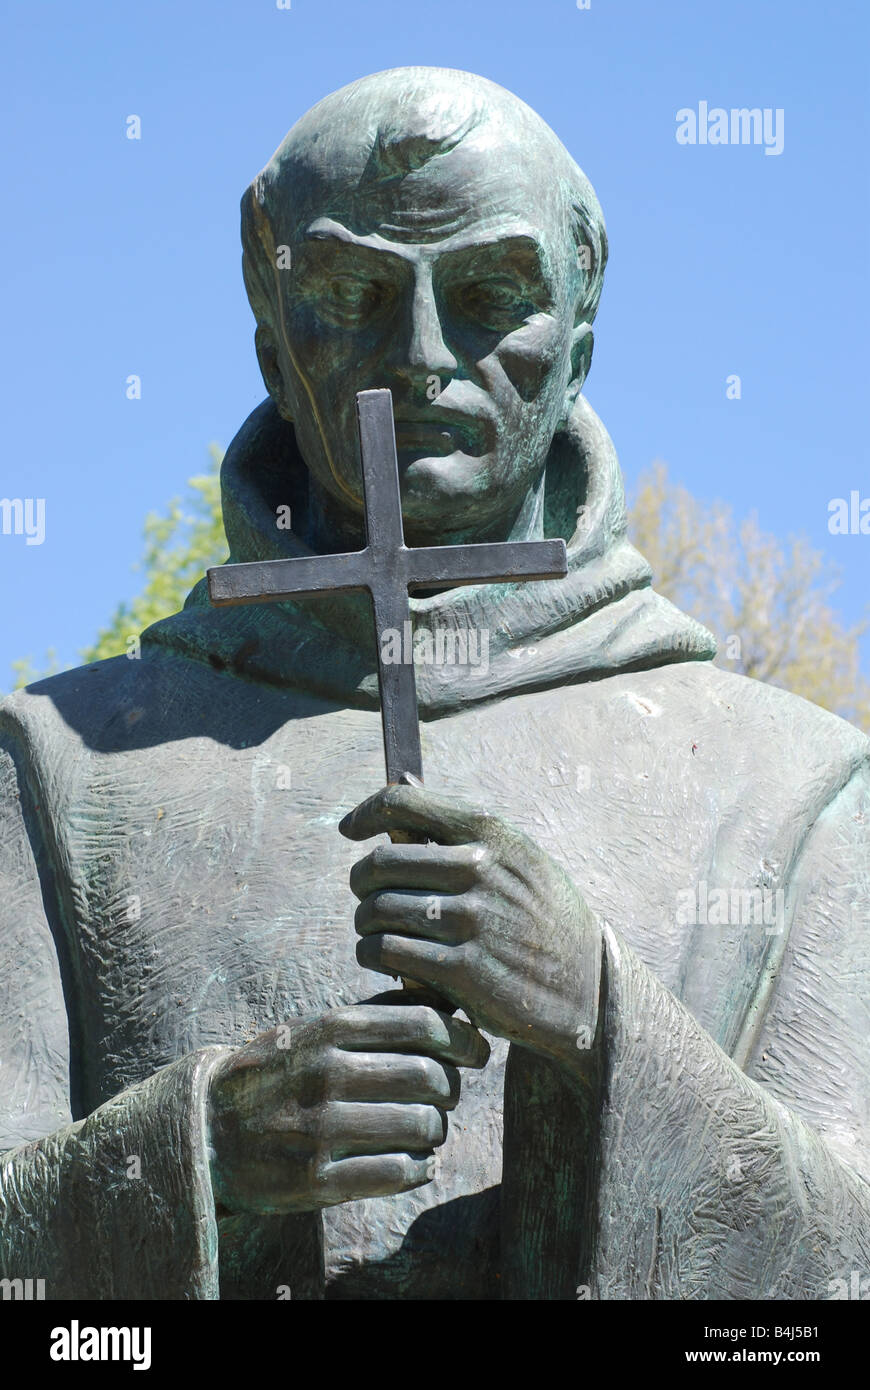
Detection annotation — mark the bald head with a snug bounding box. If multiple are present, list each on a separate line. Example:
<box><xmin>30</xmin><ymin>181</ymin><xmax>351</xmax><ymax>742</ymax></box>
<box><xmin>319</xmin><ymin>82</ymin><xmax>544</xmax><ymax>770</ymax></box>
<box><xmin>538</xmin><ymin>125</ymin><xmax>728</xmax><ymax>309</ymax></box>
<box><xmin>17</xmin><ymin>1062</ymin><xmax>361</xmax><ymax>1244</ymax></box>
<box><xmin>242</xmin><ymin>67</ymin><xmax>607</xmax><ymax>345</ymax></box>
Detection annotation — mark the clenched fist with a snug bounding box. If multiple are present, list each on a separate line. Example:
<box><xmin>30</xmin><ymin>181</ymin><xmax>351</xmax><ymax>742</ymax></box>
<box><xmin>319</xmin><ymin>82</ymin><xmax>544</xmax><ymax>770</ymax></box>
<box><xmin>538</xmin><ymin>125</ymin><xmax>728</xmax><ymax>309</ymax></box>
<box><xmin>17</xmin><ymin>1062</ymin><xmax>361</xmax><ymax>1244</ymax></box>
<box><xmin>341</xmin><ymin>782</ymin><xmax>603</xmax><ymax>1072</ymax></box>
<box><xmin>207</xmin><ymin>1002</ymin><xmax>489</xmax><ymax>1215</ymax></box>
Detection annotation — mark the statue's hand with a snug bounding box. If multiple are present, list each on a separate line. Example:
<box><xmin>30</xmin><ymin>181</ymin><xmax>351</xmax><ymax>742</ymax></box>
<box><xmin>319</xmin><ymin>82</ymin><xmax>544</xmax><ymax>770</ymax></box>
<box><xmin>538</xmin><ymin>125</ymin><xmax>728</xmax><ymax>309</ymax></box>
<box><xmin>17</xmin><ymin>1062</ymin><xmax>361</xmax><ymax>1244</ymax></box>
<box><xmin>207</xmin><ymin>1003</ymin><xmax>488</xmax><ymax>1215</ymax></box>
<box><xmin>341</xmin><ymin>784</ymin><xmax>602</xmax><ymax>1071</ymax></box>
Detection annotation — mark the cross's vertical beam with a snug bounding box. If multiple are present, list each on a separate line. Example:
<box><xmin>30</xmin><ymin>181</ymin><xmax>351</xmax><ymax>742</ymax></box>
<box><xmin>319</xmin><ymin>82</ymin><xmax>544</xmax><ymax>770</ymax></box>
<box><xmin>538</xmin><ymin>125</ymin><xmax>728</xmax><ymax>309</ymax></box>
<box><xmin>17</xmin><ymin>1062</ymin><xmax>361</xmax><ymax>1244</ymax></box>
<box><xmin>356</xmin><ymin>391</ymin><xmax>422</xmax><ymax>783</ymax></box>
<box><xmin>208</xmin><ymin>388</ymin><xmax>568</xmax><ymax>791</ymax></box>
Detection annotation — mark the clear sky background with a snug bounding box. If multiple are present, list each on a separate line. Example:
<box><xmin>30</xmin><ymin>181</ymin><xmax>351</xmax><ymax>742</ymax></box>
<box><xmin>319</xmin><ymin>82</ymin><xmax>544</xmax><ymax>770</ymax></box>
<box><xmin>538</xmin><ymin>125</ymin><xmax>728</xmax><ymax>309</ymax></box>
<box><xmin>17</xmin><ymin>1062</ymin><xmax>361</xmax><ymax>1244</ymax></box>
<box><xmin>1</xmin><ymin>0</ymin><xmax>867</xmax><ymax>686</ymax></box>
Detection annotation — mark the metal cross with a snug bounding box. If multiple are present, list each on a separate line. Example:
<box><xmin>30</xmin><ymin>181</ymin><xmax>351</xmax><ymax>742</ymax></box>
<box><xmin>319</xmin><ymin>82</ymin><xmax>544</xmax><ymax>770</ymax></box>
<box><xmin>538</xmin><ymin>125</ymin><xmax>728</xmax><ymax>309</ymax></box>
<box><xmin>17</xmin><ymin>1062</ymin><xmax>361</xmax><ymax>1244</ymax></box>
<box><xmin>207</xmin><ymin>389</ymin><xmax>568</xmax><ymax>784</ymax></box>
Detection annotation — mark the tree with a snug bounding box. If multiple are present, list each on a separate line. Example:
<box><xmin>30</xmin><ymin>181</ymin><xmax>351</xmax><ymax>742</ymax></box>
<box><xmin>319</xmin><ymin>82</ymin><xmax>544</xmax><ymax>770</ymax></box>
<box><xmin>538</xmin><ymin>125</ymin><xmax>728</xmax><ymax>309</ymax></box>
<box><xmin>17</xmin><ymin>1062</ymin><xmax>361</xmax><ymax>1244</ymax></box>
<box><xmin>9</xmin><ymin>451</ymin><xmax>870</xmax><ymax>734</ymax></box>
<box><xmin>11</xmin><ymin>445</ymin><xmax>226</xmax><ymax>686</ymax></box>
<box><xmin>80</xmin><ymin>444</ymin><xmax>227</xmax><ymax>665</ymax></box>
<box><xmin>629</xmin><ymin>461</ymin><xmax>870</xmax><ymax>732</ymax></box>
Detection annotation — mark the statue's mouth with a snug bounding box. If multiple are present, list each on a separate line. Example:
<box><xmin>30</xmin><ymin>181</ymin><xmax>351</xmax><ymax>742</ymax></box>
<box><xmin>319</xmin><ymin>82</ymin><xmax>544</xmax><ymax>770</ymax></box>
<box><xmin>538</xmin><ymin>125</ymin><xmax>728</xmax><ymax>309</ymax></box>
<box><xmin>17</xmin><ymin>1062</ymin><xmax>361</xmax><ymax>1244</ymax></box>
<box><xmin>394</xmin><ymin>422</ymin><xmax>464</xmax><ymax>457</ymax></box>
<box><xmin>393</xmin><ymin>409</ymin><xmax>485</xmax><ymax>456</ymax></box>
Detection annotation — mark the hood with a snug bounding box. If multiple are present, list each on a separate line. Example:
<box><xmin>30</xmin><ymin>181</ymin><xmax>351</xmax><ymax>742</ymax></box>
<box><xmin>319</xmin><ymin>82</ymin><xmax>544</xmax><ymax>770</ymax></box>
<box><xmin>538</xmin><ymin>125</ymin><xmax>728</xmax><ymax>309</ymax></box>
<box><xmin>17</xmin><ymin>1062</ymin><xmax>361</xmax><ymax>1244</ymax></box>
<box><xmin>143</xmin><ymin>394</ymin><xmax>715</xmax><ymax>715</ymax></box>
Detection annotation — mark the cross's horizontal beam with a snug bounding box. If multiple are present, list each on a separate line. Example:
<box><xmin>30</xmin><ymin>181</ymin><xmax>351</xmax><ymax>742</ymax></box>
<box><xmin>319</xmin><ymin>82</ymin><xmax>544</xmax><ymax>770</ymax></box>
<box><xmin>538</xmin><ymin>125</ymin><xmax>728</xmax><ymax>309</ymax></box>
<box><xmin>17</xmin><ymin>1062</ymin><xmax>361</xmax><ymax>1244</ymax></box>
<box><xmin>208</xmin><ymin>551</ymin><xmax>372</xmax><ymax>605</ymax></box>
<box><xmin>208</xmin><ymin>537</ymin><xmax>567</xmax><ymax>606</ymax></box>
<box><xmin>405</xmin><ymin>539</ymin><xmax>567</xmax><ymax>590</ymax></box>
<box><xmin>207</xmin><ymin>390</ymin><xmax>570</xmax><ymax>787</ymax></box>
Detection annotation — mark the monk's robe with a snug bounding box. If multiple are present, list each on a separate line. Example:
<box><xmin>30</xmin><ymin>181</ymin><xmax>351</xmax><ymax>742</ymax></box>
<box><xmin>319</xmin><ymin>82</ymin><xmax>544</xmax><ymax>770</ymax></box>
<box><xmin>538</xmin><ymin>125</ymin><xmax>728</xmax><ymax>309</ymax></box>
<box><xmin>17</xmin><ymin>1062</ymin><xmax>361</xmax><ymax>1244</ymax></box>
<box><xmin>1</xmin><ymin>395</ymin><xmax>868</xmax><ymax>1299</ymax></box>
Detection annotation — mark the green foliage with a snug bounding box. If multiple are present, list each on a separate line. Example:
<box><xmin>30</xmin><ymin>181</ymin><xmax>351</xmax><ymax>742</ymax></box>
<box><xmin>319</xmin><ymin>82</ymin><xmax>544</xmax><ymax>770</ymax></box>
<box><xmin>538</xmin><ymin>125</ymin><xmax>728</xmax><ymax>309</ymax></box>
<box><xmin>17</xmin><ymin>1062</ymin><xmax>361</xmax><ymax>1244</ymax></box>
<box><xmin>79</xmin><ymin>444</ymin><xmax>226</xmax><ymax>665</ymax></box>
<box><xmin>11</xmin><ymin>446</ymin><xmax>226</xmax><ymax>687</ymax></box>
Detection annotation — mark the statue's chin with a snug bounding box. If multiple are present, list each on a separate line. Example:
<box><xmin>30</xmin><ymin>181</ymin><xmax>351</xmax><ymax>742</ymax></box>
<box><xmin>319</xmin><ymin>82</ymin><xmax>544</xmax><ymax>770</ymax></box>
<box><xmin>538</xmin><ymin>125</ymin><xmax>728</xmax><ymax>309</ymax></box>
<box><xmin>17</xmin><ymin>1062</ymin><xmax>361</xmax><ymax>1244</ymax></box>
<box><xmin>397</xmin><ymin>448</ymin><xmax>489</xmax><ymax>508</ymax></box>
<box><xmin>397</xmin><ymin>452</ymin><xmax>518</xmax><ymax>542</ymax></box>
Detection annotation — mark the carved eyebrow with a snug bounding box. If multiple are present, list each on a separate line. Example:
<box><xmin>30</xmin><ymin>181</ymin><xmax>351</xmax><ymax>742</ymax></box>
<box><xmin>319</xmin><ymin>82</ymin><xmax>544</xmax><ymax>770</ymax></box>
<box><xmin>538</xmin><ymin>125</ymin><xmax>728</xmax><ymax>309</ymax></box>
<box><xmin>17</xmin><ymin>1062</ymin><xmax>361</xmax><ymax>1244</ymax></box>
<box><xmin>300</xmin><ymin>219</ymin><xmax>548</xmax><ymax>272</ymax></box>
<box><xmin>302</xmin><ymin>223</ymin><xmax>392</xmax><ymax>250</ymax></box>
<box><xmin>299</xmin><ymin>227</ymin><xmax>410</xmax><ymax>276</ymax></box>
<box><xmin>437</xmin><ymin>236</ymin><xmax>548</xmax><ymax>280</ymax></box>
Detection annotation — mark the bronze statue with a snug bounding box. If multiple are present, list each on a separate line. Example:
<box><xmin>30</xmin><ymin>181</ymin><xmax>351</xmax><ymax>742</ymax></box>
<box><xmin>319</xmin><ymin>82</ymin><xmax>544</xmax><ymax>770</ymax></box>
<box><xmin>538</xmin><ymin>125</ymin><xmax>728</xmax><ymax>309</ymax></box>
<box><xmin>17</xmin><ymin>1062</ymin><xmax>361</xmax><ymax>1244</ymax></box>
<box><xmin>1</xmin><ymin>67</ymin><xmax>867</xmax><ymax>1300</ymax></box>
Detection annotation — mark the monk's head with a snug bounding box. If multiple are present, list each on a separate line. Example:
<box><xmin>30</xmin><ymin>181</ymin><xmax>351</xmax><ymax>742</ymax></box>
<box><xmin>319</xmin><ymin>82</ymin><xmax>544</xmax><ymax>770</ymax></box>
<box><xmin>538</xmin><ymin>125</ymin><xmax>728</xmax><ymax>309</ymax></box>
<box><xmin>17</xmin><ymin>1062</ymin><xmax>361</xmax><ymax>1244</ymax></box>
<box><xmin>241</xmin><ymin>67</ymin><xmax>607</xmax><ymax>542</ymax></box>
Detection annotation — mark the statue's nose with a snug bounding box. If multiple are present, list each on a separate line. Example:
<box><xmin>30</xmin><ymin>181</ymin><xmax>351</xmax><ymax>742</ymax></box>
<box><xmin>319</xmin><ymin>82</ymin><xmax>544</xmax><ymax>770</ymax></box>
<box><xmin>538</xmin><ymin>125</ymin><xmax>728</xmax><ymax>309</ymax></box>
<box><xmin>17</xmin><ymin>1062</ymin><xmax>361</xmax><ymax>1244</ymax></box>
<box><xmin>396</xmin><ymin>264</ymin><xmax>458</xmax><ymax>381</ymax></box>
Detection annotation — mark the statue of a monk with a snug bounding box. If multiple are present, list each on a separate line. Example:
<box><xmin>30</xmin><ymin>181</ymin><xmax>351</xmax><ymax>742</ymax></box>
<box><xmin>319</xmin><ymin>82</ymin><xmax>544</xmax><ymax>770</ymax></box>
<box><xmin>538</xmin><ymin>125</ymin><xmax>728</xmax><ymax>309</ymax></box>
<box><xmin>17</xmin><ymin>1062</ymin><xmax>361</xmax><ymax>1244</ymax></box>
<box><xmin>1</xmin><ymin>67</ymin><xmax>868</xmax><ymax>1301</ymax></box>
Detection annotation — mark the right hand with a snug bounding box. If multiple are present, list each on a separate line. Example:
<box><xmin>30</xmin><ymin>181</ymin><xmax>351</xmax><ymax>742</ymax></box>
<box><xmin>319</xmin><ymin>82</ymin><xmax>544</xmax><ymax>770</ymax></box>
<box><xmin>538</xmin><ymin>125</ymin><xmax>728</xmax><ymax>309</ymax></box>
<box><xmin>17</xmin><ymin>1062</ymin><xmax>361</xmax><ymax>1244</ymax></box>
<box><xmin>207</xmin><ymin>1002</ymin><xmax>490</xmax><ymax>1215</ymax></box>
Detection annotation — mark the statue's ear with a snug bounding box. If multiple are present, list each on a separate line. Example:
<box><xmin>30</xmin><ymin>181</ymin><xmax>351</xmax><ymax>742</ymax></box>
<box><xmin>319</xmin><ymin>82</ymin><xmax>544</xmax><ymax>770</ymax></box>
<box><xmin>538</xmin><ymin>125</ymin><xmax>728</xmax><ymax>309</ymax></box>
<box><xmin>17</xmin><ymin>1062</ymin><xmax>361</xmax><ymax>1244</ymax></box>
<box><xmin>561</xmin><ymin>321</ymin><xmax>594</xmax><ymax>422</ymax></box>
<box><xmin>555</xmin><ymin>319</ymin><xmax>589</xmax><ymax>428</ymax></box>
<box><xmin>255</xmin><ymin>324</ymin><xmax>291</xmax><ymax>419</ymax></box>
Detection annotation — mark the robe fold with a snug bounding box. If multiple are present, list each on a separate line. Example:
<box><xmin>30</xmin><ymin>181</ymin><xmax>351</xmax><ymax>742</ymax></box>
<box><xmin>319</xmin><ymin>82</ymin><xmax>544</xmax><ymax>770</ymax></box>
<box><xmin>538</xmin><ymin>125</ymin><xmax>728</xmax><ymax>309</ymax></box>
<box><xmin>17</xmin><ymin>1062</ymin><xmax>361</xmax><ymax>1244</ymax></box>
<box><xmin>1</xmin><ymin>394</ymin><xmax>867</xmax><ymax>1299</ymax></box>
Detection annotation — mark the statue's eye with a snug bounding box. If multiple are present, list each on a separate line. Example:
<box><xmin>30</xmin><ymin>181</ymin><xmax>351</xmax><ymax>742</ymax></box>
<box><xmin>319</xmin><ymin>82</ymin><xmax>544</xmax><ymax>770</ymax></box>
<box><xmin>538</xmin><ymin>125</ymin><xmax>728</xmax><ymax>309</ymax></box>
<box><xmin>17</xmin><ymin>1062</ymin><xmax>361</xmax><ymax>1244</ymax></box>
<box><xmin>320</xmin><ymin>274</ymin><xmax>387</xmax><ymax>320</ymax></box>
<box><xmin>328</xmin><ymin>276</ymin><xmax>366</xmax><ymax>304</ymax></box>
<box><xmin>453</xmin><ymin>277</ymin><xmax>534</xmax><ymax>332</ymax></box>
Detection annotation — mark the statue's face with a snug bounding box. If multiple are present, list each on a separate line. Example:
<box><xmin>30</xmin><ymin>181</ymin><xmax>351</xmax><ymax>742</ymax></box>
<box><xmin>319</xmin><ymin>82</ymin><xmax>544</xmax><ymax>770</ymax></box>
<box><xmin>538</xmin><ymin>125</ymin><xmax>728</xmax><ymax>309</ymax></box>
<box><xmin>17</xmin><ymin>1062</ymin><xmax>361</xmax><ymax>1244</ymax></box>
<box><xmin>264</xmin><ymin>135</ymin><xmax>589</xmax><ymax>541</ymax></box>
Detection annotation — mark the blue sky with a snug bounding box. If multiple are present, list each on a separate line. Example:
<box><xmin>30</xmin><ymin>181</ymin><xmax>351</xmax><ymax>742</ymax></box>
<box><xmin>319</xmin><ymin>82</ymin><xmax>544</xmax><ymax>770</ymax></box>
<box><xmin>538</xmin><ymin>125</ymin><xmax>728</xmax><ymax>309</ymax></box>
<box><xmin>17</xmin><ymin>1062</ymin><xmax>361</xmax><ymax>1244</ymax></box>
<box><xmin>1</xmin><ymin>0</ymin><xmax>867</xmax><ymax>684</ymax></box>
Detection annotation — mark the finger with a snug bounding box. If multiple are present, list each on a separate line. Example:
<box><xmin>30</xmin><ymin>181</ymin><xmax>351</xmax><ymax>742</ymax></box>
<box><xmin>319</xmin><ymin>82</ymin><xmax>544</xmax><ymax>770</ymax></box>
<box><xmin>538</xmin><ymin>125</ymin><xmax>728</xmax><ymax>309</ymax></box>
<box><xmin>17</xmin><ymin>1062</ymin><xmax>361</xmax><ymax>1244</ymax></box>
<box><xmin>315</xmin><ymin>1153</ymin><xmax>437</xmax><ymax>1205</ymax></box>
<box><xmin>349</xmin><ymin>842</ymin><xmax>485</xmax><ymax>900</ymax></box>
<box><xmin>327</xmin><ymin>1053</ymin><xmax>461</xmax><ymax>1109</ymax></box>
<box><xmin>357</xmin><ymin>934</ymin><xmax>460</xmax><ymax>998</ymax></box>
<box><xmin>321</xmin><ymin>1101</ymin><xmax>446</xmax><ymax>1158</ymax></box>
<box><xmin>339</xmin><ymin>783</ymin><xmax>500</xmax><ymax>846</ymax></box>
<box><xmin>329</xmin><ymin>1003</ymin><xmax>489</xmax><ymax>1068</ymax></box>
<box><xmin>354</xmin><ymin>889</ymin><xmax>475</xmax><ymax>945</ymax></box>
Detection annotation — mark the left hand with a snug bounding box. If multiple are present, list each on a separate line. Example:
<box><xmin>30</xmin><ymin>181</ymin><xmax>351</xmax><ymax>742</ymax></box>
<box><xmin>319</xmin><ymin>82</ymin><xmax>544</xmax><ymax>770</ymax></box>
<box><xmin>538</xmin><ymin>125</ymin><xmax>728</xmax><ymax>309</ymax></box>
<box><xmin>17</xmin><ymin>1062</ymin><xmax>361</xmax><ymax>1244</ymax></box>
<box><xmin>340</xmin><ymin>782</ymin><xmax>602</xmax><ymax>1069</ymax></box>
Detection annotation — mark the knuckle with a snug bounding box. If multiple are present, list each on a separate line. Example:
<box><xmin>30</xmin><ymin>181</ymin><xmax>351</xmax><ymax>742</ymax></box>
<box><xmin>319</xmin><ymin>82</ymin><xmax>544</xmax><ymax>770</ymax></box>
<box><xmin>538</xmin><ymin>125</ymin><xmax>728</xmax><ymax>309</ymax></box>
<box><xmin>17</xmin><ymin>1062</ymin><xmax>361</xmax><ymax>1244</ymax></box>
<box><xmin>325</xmin><ymin>1004</ymin><xmax>353</xmax><ymax>1033</ymax></box>
<box><xmin>454</xmin><ymin>891</ymin><xmax>482</xmax><ymax>934</ymax></box>
<box><xmin>413</xmin><ymin>1055</ymin><xmax>440</xmax><ymax>1093</ymax></box>
<box><xmin>410</xmin><ymin>1103</ymin><xmax>447</xmax><ymax>1145</ymax></box>
<box><xmin>311</xmin><ymin>1113</ymin><xmax>332</xmax><ymax>1152</ymax></box>
<box><xmin>403</xmin><ymin>1101</ymin><xmax>429</xmax><ymax>1125</ymax></box>
<box><xmin>367</xmin><ymin>889</ymin><xmax>390</xmax><ymax>918</ymax></box>
<box><xmin>311</xmin><ymin>1154</ymin><xmax>334</xmax><ymax>1190</ymax></box>
<box><xmin>369</xmin><ymin>844</ymin><xmax>391</xmax><ymax>872</ymax></box>
<box><xmin>454</xmin><ymin>1017</ymin><xmax>483</xmax><ymax>1058</ymax></box>
<box><xmin>355</xmin><ymin>934</ymin><xmax>383</xmax><ymax>969</ymax></box>
<box><xmin>406</xmin><ymin>1003</ymin><xmax>440</xmax><ymax>1037</ymax></box>
<box><xmin>383</xmin><ymin>1154</ymin><xmax>414</xmax><ymax>1189</ymax></box>
<box><xmin>315</xmin><ymin>1099</ymin><xmax>348</xmax><ymax>1150</ymax></box>
<box><xmin>444</xmin><ymin>1062</ymin><xmax>462</xmax><ymax>1097</ymax></box>
<box><xmin>469</xmin><ymin>842</ymin><xmax>496</xmax><ymax>876</ymax></box>
<box><xmin>405</xmin><ymin>1101</ymin><xmax>434</xmax><ymax>1134</ymax></box>
<box><xmin>348</xmin><ymin>857</ymin><xmax>368</xmax><ymax>895</ymax></box>
<box><xmin>316</xmin><ymin>1048</ymin><xmax>343</xmax><ymax>1096</ymax></box>
<box><xmin>430</xmin><ymin>1110</ymin><xmax>449</xmax><ymax>1145</ymax></box>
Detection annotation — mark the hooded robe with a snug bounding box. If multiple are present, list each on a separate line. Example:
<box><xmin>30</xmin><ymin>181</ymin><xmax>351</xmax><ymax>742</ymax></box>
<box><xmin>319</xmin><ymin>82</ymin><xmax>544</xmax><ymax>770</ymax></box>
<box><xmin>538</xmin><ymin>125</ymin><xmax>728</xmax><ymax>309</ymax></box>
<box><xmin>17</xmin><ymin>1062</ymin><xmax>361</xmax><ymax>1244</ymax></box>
<box><xmin>1</xmin><ymin>395</ymin><xmax>868</xmax><ymax>1300</ymax></box>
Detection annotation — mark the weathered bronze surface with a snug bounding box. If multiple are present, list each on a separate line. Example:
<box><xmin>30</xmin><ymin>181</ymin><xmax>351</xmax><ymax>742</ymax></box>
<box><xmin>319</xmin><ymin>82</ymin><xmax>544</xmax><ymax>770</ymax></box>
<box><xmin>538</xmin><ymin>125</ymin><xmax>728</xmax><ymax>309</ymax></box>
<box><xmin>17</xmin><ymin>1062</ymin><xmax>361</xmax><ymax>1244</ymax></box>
<box><xmin>209</xmin><ymin>388</ymin><xmax>566</xmax><ymax>783</ymax></box>
<box><xmin>1</xmin><ymin>68</ymin><xmax>867</xmax><ymax>1301</ymax></box>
